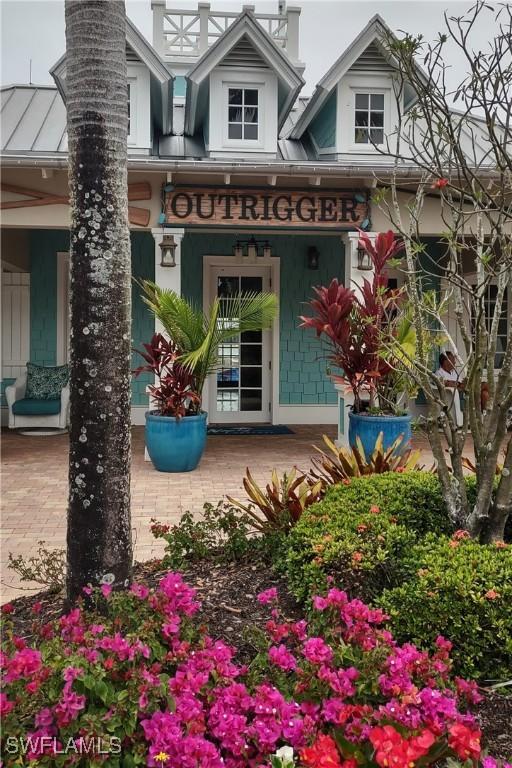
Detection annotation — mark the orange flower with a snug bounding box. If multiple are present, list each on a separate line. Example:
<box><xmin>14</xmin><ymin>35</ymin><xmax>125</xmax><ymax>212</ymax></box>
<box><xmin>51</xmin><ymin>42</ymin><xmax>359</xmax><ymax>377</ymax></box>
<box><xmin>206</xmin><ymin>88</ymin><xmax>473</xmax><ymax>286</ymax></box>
<box><xmin>342</xmin><ymin>479</ymin><xmax>351</xmax><ymax>486</ymax></box>
<box><xmin>484</xmin><ymin>589</ymin><xmax>499</xmax><ymax>600</ymax></box>
<box><xmin>352</xmin><ymin>551</ymin><xmax>363</xmax><ymax>563</ymax></box>
<box><xmin>495</xmin><ymin>540</ymin><xmax>507</xmax><ymax>549</ymax></box>
<box><xmin>357</xmin><ymin>524</ymin><xmax>368</xmax><ymax>533</ymax></box>
<box><xmin>431</xmin><ymin>177</ymin><xmax>449</xmax><ymax>189</ymax></box>
<box><xmin>370</xmin><ymin>505</ymin><xmax>380</xmax><ymax>514</ymax></box>
<box><xmin>301</xmin><ymin>734</ymin><xmax>342</xmax><ymax>768</ymax></box>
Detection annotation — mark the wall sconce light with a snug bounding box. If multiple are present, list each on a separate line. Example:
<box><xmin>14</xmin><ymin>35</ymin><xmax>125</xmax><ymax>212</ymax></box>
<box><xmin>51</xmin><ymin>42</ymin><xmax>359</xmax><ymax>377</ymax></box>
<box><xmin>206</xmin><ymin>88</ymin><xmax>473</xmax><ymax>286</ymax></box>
<box><xmin>263</xmin><ymin>242</ymin><xmax>272</xmax><ymax>259</ymax></box>
<box><xmin>159</xmin><ymin>234</ymin><xmax>177</xmax><ymax>267</ymax></box>
<box><xmin>247</xmin><ymin>237</ymin><xmax>258</xmax><ymax>261</ymax></box>
<box><xmin>357</xmin><ymin>246</ymin><xmax>373</xmax><ymax>271</ymax></box>
<box><xmin>307</xmin><ymin>246</ymin><xmax>320</xmax><ymax>270</ymax></box>
<box><xmin>233</xmin><ymin>243</ymin><xmax>243</xmax><ymax>260</ymax></box>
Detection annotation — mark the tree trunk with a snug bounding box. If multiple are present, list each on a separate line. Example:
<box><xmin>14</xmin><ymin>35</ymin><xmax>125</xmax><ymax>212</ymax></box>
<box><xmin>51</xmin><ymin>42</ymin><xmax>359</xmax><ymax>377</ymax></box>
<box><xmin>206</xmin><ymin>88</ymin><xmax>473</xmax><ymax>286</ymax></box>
<box><xmin>65</xmin><ymin>0</ymin><xmax>132</xmax><ymax>604</ymax></box>
<box><xmin>480</xmin><ymin>435</ymin><xmax>512</xmax><ymax>542</ymax></box>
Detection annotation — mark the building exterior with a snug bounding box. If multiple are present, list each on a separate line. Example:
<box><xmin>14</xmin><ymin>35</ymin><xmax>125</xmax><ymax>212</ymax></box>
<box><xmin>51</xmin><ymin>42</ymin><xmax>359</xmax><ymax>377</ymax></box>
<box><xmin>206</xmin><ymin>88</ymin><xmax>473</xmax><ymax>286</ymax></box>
<box><xmin>0</xmin><ymin>3</ymin><xmax>504</xmax><ymax>435</ymax></box>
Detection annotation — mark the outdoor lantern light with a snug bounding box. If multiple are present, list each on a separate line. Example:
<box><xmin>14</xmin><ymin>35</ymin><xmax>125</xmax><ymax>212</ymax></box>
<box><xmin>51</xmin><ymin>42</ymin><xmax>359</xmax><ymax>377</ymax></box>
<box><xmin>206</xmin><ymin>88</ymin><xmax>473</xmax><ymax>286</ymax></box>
<box><xmin>307</xmin><ymin>246</ymin><xmax>320</xmax><ymax>270</ymax></box>
<box><xmin>357</xmin><ymin>245</ymin><xmax>373</xmax><ymax>271</ymax></box>
<box><xmin>263</xmin><ymin>242</ymin><xmax>272</xmax><ymax>259</ymax></box>
<box><xmin>159</xmin><ymin>234</ymin><xmax>177</xmax><ymax>267</ymax></box>
<box><xmin>233</xmin><ymin>243</ymin><xmax>243</xmax><ymax>260</ymax></box>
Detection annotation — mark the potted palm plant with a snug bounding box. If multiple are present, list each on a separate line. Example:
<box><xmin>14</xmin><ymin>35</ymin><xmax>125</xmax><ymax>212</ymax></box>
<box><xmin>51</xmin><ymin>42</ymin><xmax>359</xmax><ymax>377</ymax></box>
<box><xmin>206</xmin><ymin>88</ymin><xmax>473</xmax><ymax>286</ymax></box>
<box><xmin>301</xmin><ymin>231</ymin><xmax>417</xmax><ymax>456</ymax></box>
<box><xmin>134</xmin><ymin>282</ymin><xmax>278</xmax><ymax>472</ymax></box>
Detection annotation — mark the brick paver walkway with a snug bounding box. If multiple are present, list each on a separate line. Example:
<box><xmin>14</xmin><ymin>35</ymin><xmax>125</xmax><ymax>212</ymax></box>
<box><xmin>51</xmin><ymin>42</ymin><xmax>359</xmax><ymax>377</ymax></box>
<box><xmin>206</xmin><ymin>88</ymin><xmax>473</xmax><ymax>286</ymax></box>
<box><xmin>1</xmin><ymin>426</ymin><xmax>434</xmax><ymax>603</ymax></box>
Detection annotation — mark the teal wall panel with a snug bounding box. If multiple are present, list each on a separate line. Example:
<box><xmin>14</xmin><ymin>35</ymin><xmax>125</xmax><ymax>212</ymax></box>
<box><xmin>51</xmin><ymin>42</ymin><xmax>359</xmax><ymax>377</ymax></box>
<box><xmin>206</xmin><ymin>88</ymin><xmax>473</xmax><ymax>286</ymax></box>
<box><xmin>27</xmin><ymin>230</ymin><xmax>154</xmax><ymax>406</ymax></box>
<box><xmin>309</xmin><ymin>90</ymin><xmax>337</xmax><ymax>150</ymax></box>
<box><xmin>29</xmin><ymin>229</ymin><xmax>69</xmax><ymax>366</ymax></box>
<box><xmin>181</xmin><ymin>232</ymin><xmax>345</xmax><ymax>405</ymax></box>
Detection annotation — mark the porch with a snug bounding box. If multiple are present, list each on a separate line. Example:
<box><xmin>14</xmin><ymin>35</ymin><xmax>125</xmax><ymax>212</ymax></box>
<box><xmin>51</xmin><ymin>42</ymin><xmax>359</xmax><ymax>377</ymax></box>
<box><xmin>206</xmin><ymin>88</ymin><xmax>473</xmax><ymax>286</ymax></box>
<box><xmin>0</xmin><ymin>425</ymin><xmax>436</xmax><ymax>603</ymax></box>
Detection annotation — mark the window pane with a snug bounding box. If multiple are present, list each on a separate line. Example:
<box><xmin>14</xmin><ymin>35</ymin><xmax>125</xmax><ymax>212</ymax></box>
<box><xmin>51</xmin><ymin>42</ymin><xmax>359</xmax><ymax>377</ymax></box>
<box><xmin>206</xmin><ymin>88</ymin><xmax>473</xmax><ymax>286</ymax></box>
<box><xmin>241</xmin><ymin>367</ymin><xmax>262</xmax><ymax>388</ymax></box>
<box><xmin>244</xmin><ymin>89</ymin><xmax>258</xmax><ymax>105</ymax></box>
<box><xmin>370</xmin><ymin>111</ymin><xmax>384</xmax><ymax>127</ymax></box>
<box><xmin>355</xmin><ymin>111</ymin><xmax>368</xmax><ymax>126</ymax></box>
<box><xmin>371</xmin><ymin>93</ymin><xmax>384</xmax><ymax>110</ymax></box>
<box><xmin>244</xmin><ymin>106</ymin><xmax>258</xmax><ymax>123</ymax></box>
<box><xmin>217</xmin><ymin>276</ymin><xmax>239</xmax><ymax>297</ymax></box>
<box><xmin>355</xmin><ymin>93</ymin><xmax>368</xmax><ymax>109</ymax></box>
<box><xmin>241</xmin><ymin>390</ymin><xmax>262</xmax><ymax>411</ymax></box>
<box><xmin>370</xmin><ymin>128</ymin><xmax>384</xmax><ymax>144</ymax></box>
<box><xmin>229</xmin><ymin>88</ymin><xmax>242</xmax><ymax>104</ymax></box>
<box><xmin>241</xmin><ymin>330</ymin><xmax>262</xmax><ymax>343</ymax></box>
<box><xmin>228</xmin><ymin>123</ymin><xmax>242</xmax><ymax>139</ymax></box>
<box><xmin>241</xmin><ymin>345</ymin><xmax>262</xmax><ymax>365</ymax></box>
<box><xmin>217</xmin><ymin>391</ymin><xmax>239</xmax><ymax>411</ymax></box>
<box><xmin>355</xmin><ymin>128</ymin><xmax>369</xmax><ymax>143</ymax></box>
<box><xmin>229</xmin><ymin>106</ymin><xmax>242</xmax><ymax>122</ymax></box>
<box><xmin>244</xmin><ymin>124</ymin><xmax>258</xmax><ymax>140</ymax></box>
<box><xmin>241</xmin><ymin>276</ymin><xmax>263</xmax><ymax>292</ymax></box>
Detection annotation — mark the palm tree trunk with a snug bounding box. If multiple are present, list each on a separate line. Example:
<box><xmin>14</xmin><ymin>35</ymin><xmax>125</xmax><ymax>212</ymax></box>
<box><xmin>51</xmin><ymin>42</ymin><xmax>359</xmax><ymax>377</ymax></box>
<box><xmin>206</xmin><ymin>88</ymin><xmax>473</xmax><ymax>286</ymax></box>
<box><xmin>65</xmin><ymin>0</ymin><xmax>132</xmax><ymax>604</ymax></box>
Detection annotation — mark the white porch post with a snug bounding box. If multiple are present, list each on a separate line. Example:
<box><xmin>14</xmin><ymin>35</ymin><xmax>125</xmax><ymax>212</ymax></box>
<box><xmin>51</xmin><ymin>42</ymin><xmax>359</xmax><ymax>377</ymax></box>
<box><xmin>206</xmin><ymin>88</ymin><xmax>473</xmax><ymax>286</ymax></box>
<box><xmin>144</xmin><ymin>228</ymin><xmax>185</xmax><ymax>459</ymax></box>
<box><xmin>335</xmin><ymin>231</ymin><xmax>377</xmax><ymax>446</ymax></box>
<box><xmin>151</xmin><ymin>227</ymin><xmax>184</xmax><ymax>332</ymax></box>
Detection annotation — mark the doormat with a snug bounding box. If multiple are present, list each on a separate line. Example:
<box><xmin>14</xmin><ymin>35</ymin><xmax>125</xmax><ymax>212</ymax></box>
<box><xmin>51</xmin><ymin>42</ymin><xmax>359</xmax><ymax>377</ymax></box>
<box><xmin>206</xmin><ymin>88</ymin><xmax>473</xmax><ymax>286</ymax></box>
<box><xmin>207</xmin><ymin>425</ymin><xmax>294</xmax><ymax>436</ymax></box>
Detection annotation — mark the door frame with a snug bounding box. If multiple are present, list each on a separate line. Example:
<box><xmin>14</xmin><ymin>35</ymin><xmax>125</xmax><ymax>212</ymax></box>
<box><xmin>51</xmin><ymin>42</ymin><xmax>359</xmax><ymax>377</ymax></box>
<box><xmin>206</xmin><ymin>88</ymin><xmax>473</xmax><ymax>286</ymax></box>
<box><xmin>202</xmin><ymin>254</ymin><xmax>280</xmax><ymax>424</ymax></box>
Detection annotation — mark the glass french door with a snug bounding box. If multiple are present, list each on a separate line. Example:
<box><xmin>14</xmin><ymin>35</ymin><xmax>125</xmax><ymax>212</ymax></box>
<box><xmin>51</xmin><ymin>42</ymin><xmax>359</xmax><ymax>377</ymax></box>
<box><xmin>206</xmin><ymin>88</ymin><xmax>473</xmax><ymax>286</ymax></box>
<box><xmin>209</xmin><ymin>265</ymin><xmax>271</xmax><ymax>423</ymax></box>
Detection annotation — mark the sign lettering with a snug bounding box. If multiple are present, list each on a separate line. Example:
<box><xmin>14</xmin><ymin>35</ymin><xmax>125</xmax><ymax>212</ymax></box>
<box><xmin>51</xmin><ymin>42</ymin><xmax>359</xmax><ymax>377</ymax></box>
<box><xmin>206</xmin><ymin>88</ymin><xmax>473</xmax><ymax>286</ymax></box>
<box><xmin>163</xmin><ymin>188</ymin><xmax>369</xmax><ymax>229</ymax></box>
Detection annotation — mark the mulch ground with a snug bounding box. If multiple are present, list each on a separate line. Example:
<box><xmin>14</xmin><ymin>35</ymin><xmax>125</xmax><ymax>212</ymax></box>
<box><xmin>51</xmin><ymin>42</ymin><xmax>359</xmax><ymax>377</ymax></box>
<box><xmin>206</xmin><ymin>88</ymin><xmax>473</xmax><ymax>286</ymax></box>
<box><xmin>4</xmin><ymin>557</ymin><xmax>512</xmax><ymax>760</ymax></box>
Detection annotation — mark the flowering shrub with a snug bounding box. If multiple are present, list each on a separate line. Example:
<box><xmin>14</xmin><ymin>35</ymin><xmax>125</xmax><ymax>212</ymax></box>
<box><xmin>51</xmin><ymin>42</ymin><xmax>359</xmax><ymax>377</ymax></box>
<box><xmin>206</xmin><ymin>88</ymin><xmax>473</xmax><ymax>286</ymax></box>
<box><xmin>0</xmin><ymin>571</ymin><xmax>493</xmax><ymax>767</ymax></box>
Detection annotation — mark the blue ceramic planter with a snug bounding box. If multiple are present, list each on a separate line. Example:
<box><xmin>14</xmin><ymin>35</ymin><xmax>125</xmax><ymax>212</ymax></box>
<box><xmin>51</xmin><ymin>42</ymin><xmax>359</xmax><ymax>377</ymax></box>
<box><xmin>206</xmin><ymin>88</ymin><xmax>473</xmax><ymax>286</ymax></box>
<box><xmin>145</xmin><ymin>411</ymin><xmax>207</xmax><ymax>472</ymax></box>
<box><xmin>348</xmin><ymin>411</ymin><xmax>412</xmax><ymax>458</ymax></box>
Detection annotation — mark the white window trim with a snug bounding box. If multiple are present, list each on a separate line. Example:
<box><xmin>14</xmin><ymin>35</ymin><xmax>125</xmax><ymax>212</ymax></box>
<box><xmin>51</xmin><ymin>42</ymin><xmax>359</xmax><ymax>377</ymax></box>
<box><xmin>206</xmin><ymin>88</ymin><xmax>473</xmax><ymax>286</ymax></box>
<box><xmin>209</xmin><ymin>68</ymin><xmax>278</xmax><ymax>156</ymax></box>
<box><xmin>127</xmin><ymin>78</ymin><xmax>137</xmax><ymax>146</ymax></box>
<box><xmin>223</xmin><ymin>82</ymin><xmax>264</xmax><ymax>149</ymax></box>
<box><xmin>337</xmin><ymin>74</ymin><xmax>396</xmax><ymax>155</ymax></box>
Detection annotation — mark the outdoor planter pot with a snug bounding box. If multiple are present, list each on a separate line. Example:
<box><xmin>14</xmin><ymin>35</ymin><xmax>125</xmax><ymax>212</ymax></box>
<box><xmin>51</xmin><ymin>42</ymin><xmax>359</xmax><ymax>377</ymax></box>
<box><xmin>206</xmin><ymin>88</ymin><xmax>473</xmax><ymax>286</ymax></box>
<box><xmin>348</xmin><ymin>410</ymin><xmax>412</xmax><ymax>458</ymax></box>
<box><xmin>145</xmin><ymin>411</ymin><xmax>207</xmax><ymax>472</ymax></box>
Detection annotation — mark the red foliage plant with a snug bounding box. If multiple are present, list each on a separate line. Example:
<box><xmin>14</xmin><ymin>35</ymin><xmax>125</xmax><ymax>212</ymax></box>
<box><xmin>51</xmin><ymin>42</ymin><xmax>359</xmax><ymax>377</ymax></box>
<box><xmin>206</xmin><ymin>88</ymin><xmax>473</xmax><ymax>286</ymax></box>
<box><xmin>133</xmin><ymin>333</ymin><xmax>200</xmax><ymax>418</ymax></box>
<box><xmin>300</xmin><ymin>231</ymin><xmax>405</xmax><ymax>413</ymax></box>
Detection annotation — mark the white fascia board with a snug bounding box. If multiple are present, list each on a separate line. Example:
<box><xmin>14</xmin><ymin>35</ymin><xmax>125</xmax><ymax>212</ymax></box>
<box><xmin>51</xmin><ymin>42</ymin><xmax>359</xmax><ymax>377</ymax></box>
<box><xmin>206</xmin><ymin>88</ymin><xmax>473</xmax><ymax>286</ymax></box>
<box><xmin>49</xmin><ymin>53</ymin><xmax>67</xmax><ymax>101</ymax></box>
<box><xmin>289</xmin><ymin>13</ymin><xmax>428</xmax><ymax>140</ymax></box>
<box><xmin>185</xmin><ymin>11</ymin><xmax>303</xmax><ymax>136</ymax></box>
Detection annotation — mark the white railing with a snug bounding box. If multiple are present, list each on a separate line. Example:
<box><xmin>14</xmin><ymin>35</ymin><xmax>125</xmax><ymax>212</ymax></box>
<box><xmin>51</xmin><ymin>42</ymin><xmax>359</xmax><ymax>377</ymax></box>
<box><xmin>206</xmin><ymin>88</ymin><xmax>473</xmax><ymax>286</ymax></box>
<box><xmin>151</xmin><ymin>2</ymin><xmax>300</xmax><ymax>61</ymax></box>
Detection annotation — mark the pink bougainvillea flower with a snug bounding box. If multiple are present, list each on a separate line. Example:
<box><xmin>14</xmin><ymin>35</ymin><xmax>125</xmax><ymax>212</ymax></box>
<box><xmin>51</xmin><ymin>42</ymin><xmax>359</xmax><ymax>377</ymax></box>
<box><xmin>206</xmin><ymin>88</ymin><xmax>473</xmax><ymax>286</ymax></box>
<box><xmin>1</xmin><ymin>603</ymin><xmax>14</xmax><ymax>614</ymax></box>
<box><xmin>257</xmin><ymin>587</ymin><xmax>278</xmax><ymax>604</ymax></box>
<box><xmin>431</xmin><ymin>177</ymin><xmax>449</xmax><ymax>189</ymax></box>
<box><xmin>101</xmin><ymin>584</ymin><xmax>112</xmax><ymax>599</ymax></box>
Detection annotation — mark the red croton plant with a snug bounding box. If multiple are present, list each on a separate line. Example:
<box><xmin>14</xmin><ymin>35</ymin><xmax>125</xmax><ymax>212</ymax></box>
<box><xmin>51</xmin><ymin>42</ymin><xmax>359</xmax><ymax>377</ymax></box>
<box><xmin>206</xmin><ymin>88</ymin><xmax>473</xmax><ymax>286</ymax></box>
<box><xmin>300</xmin><ymin>231</ymin><xmax>406</xmax><ymax>414</ymax></box>
<box><xmin>133</xmin><ymin>333</ymin><xmax>200</xmax><ymax>418</ymax></box>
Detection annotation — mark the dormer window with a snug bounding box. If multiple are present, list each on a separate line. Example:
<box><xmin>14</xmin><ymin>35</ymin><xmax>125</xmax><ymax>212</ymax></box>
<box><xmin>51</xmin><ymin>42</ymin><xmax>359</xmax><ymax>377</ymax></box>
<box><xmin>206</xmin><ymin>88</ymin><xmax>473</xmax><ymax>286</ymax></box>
<box><xmin>354</xmin><ymin>92</ymin><xmax>384</xmax><ymax>145</ymax></box>
<box><xmin>228</xmin><ymin>87</ymin><xmax>259</xmax><ymax>141</ymax></box>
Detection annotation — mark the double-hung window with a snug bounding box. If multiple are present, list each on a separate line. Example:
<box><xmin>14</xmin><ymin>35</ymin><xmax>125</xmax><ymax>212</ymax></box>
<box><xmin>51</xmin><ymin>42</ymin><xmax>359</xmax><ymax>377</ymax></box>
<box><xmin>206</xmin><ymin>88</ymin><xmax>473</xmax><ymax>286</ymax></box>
<box><xmin>354</xmin><ymin>92</ymin><xmax>384</xmax><ymax>145</ymax></box>
<box><xmin>228</xmin><ymin>88</ymin><xmax>259</xmax><ymax>141</ymax></box>
<box><xmin>483</xmin><ymin>283</ymin><xmax>508</xmax><ymax>369</ymax></box>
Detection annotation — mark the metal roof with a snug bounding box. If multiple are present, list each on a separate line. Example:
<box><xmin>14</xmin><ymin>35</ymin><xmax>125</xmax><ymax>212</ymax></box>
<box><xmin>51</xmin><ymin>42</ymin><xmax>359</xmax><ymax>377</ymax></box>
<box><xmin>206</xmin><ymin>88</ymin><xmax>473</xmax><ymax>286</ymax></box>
<box><xmin>1</xmin><ymin>85</ymin><xmax>67</xmax><ymax>153</ymax></box>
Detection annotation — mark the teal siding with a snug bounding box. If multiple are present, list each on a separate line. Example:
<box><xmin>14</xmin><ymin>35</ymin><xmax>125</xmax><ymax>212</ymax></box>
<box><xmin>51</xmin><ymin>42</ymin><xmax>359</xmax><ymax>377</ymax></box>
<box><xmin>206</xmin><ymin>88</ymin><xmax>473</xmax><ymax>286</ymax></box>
<box><xmin>309</xmin><ymin>90</ymin><xmax>337</xmax><ymax>150</ymax></box>
<box><xmin>131</xmin><ymin>232</ymin><xmax>155</xmax><ymax>405</ymax></box>
<box><xmin>29</xmin><ymin>229</ymin><xmax>69</xmax><ymax>365</ymax></box>
<box><xmin>27</xmin><ymin>229</ymin><xmax>154</xmax><ymax>406</ymax></box>
<box><xmin>181</xmin><ymin>232</ymin><xmax>345</xmax><ymax>405</ymax></box>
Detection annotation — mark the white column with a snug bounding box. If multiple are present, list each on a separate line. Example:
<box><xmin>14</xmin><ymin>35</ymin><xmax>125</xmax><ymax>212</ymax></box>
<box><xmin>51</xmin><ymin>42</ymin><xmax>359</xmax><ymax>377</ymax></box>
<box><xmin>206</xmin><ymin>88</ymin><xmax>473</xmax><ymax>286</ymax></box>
<box><xmin>336</xmin><ymin>232</ymin><xmax>378</xmax><ymax>446</ymax></box>
<box><xmin>286</xmin><ymin>6</ymin><xmax>301</xmax><ymax>63</ymax></box>
<box><xmin>151</xmin><ymin>227</ymin><xmax>184</xmax><ymax>333</ymax></box>
<box><xmin>145</xmin><ymin>228</ymin><xmax>185</xmax><ymax>460</ymax></box>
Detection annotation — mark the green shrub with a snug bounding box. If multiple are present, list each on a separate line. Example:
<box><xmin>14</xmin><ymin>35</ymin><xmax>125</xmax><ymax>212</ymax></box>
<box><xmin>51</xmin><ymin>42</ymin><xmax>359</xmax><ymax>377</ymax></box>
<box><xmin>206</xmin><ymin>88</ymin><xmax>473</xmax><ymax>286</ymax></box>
<box><xmin>282</xmin><ymin>472</ymin><xmax>455</xmax><ymax>604</ymax></box>
<box><xmin>378</xmin><ymin>535</ymin><xmax>512</xmax><ymax>681</ymax></box>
